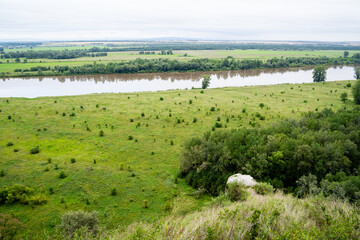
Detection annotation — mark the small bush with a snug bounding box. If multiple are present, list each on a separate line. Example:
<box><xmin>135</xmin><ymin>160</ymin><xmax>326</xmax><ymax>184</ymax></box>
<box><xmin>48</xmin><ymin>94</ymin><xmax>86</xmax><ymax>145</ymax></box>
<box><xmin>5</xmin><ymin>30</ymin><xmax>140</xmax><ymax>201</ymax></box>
<box><xmin>141</xmin><ymin>112</ymin><xmax>145</xmax><ymax>117</ymax></box>
<box><xmin>111</xmin><ymin>188</ymin><xmax>117</xmax><ymax>196</ymax></box>
<box><xmin>193</xmin><ymin>117</ymin><xmax>197</xmax><ymax>123</ymax></box>
<box><xmin>30</xmin><ymin>146</ymin><xmax>40</xmax><ymax>154</ymax></box>
<box><xmin>6</xmin><ymin>142</ymin><xmax>14</xmax><ymax>146</ymax></box>
<box><xmin>259</xmin><ymin>103</ymin><xmax>264</xmax><ymax>108</ymax></box>
<box><xmin>0</xmin><ymin>213</ymin><xmax>25</xmax><ymax>240</ymax></box>
<box><xmin>0</xmin><ymin>170</ymin><xmax>5</xmax><ymax>177</ymax></box>
<box><xmin>59</xmin><ymin>171</ymin><xmax>67</xmax><ymax>179</ymax></box>
<box><xmin>210</xmin><ymin>107</ymin><xmax>215</xmax><ymax>111</ymax></box>
<box><xmin>13</xmin><ymin>149</ymin><xmax>19</xmax><ymax>152</ymax></box>
<box><xmin>128</xmin><ymin>136</ymin><xmax>133</xmax><ymax>140</ymax></box>
<box><xmin>214</xmin><ymin>122</ymin><xmax>222</xmax><ymax>128</ymax></box>
<box><xmin>59</xmin><ymin>210</ymin><xmax>99</xmax><ymax>239</ymax></box>
<box><xmin>160</xmin><ymin>97</ymin><xmax>164</xmax><ymax>101</ymax></box>
<box><xmin>143</xmin><ymin>200</ymin><xmax>149</xmax><ymax>208</ymax></box>
<box><xmin>70</xmin><ymin>158</ymin><xmax>76</xmax><ymax>163</ymax></box>
<box><xmin>227</xmin><ymin>182</ymin><xmax>249</xmax><ymax>202</ymax></box>
<box><xmin>254</xmin><ymin>182</ymin><xmax>274</xmax><ymax>195</ymax></box>
<box><xmin>99</xmin><ymin>130</ymin><xmax>104</xmax><ymax>137</ymax></box>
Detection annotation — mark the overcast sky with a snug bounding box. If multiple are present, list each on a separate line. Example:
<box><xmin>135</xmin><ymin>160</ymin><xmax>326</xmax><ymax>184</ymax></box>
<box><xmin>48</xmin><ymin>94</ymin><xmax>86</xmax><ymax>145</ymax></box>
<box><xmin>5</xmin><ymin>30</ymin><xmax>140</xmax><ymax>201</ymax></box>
<box><xmin>1</xmin><ymin>0</ymin><xmax>360</xmax><ymax>41</ymax></box>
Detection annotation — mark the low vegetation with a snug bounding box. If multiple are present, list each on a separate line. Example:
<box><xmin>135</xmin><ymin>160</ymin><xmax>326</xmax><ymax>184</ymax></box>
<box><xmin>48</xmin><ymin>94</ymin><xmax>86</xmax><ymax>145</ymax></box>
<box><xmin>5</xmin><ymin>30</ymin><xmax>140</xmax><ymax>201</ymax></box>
<box><xmin>0</xmin><ymin>80</ymin><xmax>357</xmax><ymax>238</ymax></box>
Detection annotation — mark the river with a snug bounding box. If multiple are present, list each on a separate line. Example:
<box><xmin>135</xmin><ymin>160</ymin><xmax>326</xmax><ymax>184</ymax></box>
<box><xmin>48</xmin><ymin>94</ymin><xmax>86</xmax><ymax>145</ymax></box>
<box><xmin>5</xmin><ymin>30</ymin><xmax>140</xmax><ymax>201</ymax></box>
<box><xmin>0</xmin><ymin>66</ymin><xmax>356</xmax><ymax>98</ymax></box>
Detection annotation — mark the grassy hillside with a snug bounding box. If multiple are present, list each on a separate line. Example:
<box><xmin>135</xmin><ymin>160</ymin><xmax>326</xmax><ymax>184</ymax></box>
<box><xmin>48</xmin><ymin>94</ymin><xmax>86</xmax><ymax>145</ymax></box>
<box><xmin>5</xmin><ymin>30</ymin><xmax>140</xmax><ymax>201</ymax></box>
<box><xmin>0</xmin><ymin>80</ymin><xmax>355</xmax><ymax>238</ymax></box>
<box><xmin>112</xmin><ymin>190</ymin><xmax>360</xmax><ymax>239</ymax></box>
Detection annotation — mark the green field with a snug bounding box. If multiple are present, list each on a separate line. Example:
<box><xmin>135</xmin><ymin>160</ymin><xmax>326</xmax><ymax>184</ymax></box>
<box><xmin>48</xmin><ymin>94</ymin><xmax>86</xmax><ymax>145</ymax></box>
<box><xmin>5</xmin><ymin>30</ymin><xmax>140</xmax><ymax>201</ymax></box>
<box><xmin>2</xmin><ymin>49</ymin><xmax>360</xmax><ymax>76</ymax></box>
<box><xmin>0</xmin><ymin>80</ymin><xmax>355</xmax><ymax>238</ymax></box>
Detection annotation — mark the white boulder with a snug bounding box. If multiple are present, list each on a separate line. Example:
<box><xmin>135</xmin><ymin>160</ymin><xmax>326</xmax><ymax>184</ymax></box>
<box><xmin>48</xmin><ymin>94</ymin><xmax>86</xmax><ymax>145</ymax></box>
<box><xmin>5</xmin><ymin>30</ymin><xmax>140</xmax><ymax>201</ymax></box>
<box><xmin>226</xmin><ymin>174</ymin><xmax>257</xmax><ymax>187</ymax></box>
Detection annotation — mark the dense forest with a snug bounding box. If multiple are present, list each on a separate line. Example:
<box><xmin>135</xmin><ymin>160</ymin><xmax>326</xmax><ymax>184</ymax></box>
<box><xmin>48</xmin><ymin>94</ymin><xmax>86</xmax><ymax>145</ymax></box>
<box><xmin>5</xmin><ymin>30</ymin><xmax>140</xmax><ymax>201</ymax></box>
<box><xmin>12</xmin><ymin>55</ymin><xmax>360</xmax><ymax>76</ymax></box>
<box><xmin>179</xmin><ymin>106</ymin><xmax>360</xmax><ymax>202</ymax></box>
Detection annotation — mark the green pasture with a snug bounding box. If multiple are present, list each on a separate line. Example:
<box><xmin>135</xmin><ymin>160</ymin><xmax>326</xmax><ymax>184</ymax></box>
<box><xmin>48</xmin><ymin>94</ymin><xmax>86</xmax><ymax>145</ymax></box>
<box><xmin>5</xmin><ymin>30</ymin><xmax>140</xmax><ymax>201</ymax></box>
<box><xmin>0</xmin><ymin>80</ymin><xmax>355</xmax><ymax>237</ymax></box>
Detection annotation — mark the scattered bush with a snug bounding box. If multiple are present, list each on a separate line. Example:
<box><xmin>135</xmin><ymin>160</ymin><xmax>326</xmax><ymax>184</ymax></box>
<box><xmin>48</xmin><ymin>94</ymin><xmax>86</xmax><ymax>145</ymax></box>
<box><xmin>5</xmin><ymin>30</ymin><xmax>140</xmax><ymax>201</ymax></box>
<box><xmin>128</xmin><ymin>136</ymin><xmax>133</xmax><ymax>140</ymax></box>
<box><xmin>0</xmin><ymin>213</ymin><xmax>25</xmax><ymax>240</ymax></box>
<box><xmin>254</xmin><ymin>182</ymin><xmax>274</xmax><ymax>195</ymax></box>
<box><xmin>59</xmin><ymin>210</ymin><xmax>99</xmax><ymax>239</ymax></box>
<box><xmin>353</xmin><ymin>79</ymin><xmax>360</xmax><ymax>104</ymax></box>
<box><xmin>0</xmin><ymin>170</ymin><xmax>5</xmax><ymax>177</ymax></box>
<box><xmin>160</xmin><ymin>97</ymin><xmax>164</xmax><ymax>101</ymax></box>
<box><xmin>30</xmin><ymin>146</ymin><xmax>40</xmax><ymax>154</ymax></box>
<box><xmin>99</xmin><ymin>130</ymin><xmax>104</xmax><ymax>137</ymax></box>
<box><xmin>143</xmin><ymin>200</ymin><xmax>149</xmax><ymax>208</ymax></box>
<box><xmin>201</xmin><ymin>75</ymin><xmax>211</xmax><ymax>89</ymax></box>
<box><xmin>227</xmin><ymin>182</ymin><xmax>249</xmax><ymax>202</ymax></box>
<box><xmin>6</xmin><ymin>142</ymin><xmax>14</xmax><ymax>146</ymax></box>
<box><xmin>70</xmin><ymin>158</ymin><xmax>76</xmax><ymax>163</ymax></box>
<box><xmin>59</xmin><ymin>171</ymin><xmax>67</xmax><ymax>179</ymax></box>
<box><xmin>111</xmin><ymin>187</ymin><xmax>117</xmax><ymax>196</ymax></box>
<box><xmin>210</xmin><ymin>107</ymin><xmax>215</xmax><ymax>111</ymax></box>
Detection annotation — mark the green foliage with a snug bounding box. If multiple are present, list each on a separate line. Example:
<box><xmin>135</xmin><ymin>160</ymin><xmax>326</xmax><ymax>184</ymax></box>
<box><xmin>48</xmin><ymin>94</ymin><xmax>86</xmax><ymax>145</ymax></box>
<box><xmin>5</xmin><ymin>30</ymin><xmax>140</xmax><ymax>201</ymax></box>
<box><xmin>180</xmin><ymin>107</ymin><xmax>360</xmax><ymax>196</ymax></box>
<box><xmin>227</xmin><ymin>182</ymin><xmax>249</xmax><ymax>202</ymax></box>
<box><xmin>111</xmin><ymin>188</ymin><xmax>117</xmax><ymax>196</ymax></box>
<box><xmin>99</xmin><ymin>130</ymin><xmax>104</xmax><ymax>137</ymax></box>
<box><xmin>201</xmin><ymin>75</ymin><xmax>211</xmax><ymax>89</ymax></box>
<box><xmin>59</xmin><ymin>171</ymin><xmax>67</xmax><ymax>179</ymax></box>
<box><xmin>143</xmin><ymin>200</ymin><xmax>149</xmax><ymax>208</ymax></box>
<box><xmin>0</xmin><ymin>170</ymin><xmax>5</xmax><ymax>177</ymax></box>
<box><xmin>355</xmin><ymin>67</ymin><xmax>360</xmax><ymax>80</ymax></box>
<box><xmin>340</xmin><ymin>92</ymin><xmax>348</xmax><ymax>103</ymax></box>
<box><xmin>296</xmin><ymin>174</ymin><xmax>321</xmax><ymax>198</ymax></box>
<box><xmin>0</xmin><ymin>184</ymin><xmax>46</xmax><ymax>206</ymax></box>
<box><xmin>59</xmin><ymin>210</ymin><xmax>99</xmax><ymax>239</ymax></box>
<box><xmin>30</xmin><ymin>146</ymin><xmax>40</xmax><ymax>154</ymax></box>
<box><xmin>254</xmin><ymin>182</ymin><xmax>274</xmax><ymax>195</ymax></box>
<box><xmin>70</xmin><ymin>158</ymin><xmax>76</xmax><ymax>163</ymax></box>
<box><xmin>6</xmin><ymin>142</ymin><xmax>13</xmax><ymax>146</ymax></box>
<box><xmin>353</xmin><ymin>79</ymin><xmax>360</xmax><ymax>104</ymax></box>
<box><xmin>0</xmin><ymin>213</ymin><xmax>25</xmax><ymax>240</ymax></box>
<box><xmin>313</xmin><ymin>66</ymin><xmax>327</xmax><ymax>82</ymax></box>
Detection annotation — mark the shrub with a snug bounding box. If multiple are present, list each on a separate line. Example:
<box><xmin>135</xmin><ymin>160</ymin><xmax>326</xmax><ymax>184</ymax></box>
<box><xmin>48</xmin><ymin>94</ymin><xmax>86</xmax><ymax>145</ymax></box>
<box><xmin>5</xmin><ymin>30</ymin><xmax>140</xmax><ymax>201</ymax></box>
<box><xmin>296</xmin><ymin>174</ymin><xmax>320</xmax><ymax>198</ymax></box>
<box><xmin>6</xmin><ymin>142</ymin><xmax>14</xmax><ymax>146</ymax></box>
<box><xmin>59</xmin><ymin>171</ymin><xmax>67</xmax><ymax>179</ymax></box>
<box><xmin>128</xmin><ymin>136</ymin><xmax>133</xmax><ymax>140</ymax></box>
<box><xmin>214</xmin><ymin>122</ymin><xmax>222</xmax><ymax>128</ymax></box>
<box><xmin>99</xmin><ymin>130</ymin><xmax>104</xmax><ymax>137</ymax></box>
<box><xmin>227</xmin><ymin>182</ymin><xmax>249</xmax><ymax>202</ymax></box>
<box><xmin>13</xmin><ymin>149</ymin><xmax>19</xmax><ymax>152</ymax></box>
<box><xmin>0</xmin><ymin>213</ymin><xmax>25</xmax><ymax>240</ymax></box>
<box><xmin>0</xmin><ymin>170</ymin><xmax>5</xmax><ymax>177</ymax></box>
<box><xmin>30</xmin><ymin>146</ymin><xmax>40</xmax><ymax>154</ymax></box>
<box><xmin>59</xmin><ymin>210</ymin><xmax>99</xmax><ymax>239</ymax></box>
<box><xmin>160</xmin><ymin>97</ymin><xmax>164</xmax><ymax>101</ymax></box>
<box><xmin>141</xmin><ymin>112</ymin><xmax>145</xmax><ymax>117</ymax></box>
<box><xmin>111</xmin><ymin>188</ymin><xmax>117</xmax><ymax>196</ymax></box>
<box><xmin>70</xmin><ymin>158</ymin><xmax>76</xmax><ymax>163</ymax></box>
<box><xmin>210</xmin><ymin>107</ymin><xmax>215</xmax><ymax>111</ymax></box>
<box><xmin>259</xmin><ymin>103</ymin><xmax>264</xmax><ymax>108</ymax></box>
<box><xmin>49</xmin><ymin>187</ymin><xmax>54</xmax><ymax>194</ymax></box>
<box><xmin>193</xmin><ymin>117</ymin><xmax>197</xmax><ymax>123</ymax></box>
<box><xmin>143</xmin><ymin>200</ymin><xmax>149</xmax><ymax>208</ymax></box>
<box><xmin>254</xmin><ymin>182</ymin><xmax>274</xmax><ymax>195</ymax></box>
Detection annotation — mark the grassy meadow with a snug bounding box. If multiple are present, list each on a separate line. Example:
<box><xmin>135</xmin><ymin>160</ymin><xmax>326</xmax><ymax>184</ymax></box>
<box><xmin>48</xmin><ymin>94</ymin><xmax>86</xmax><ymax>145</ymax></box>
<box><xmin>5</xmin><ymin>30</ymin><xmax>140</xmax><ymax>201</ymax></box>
<box><xmin>0</xmin><ymin>80</ymin><xmax>355</xmax><ymax>237</ymax></box>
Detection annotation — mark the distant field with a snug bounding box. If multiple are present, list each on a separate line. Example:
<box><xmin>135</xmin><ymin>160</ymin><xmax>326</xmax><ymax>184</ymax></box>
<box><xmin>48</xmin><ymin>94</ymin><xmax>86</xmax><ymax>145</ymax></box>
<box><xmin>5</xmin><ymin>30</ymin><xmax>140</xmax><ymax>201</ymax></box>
<box><xmin>0</xmin><ymin>80</ymin><xmax>355</xmax><ymax>237</ymax></box>
<box><xmin>2</xmin><ymin>49</ymin><xmax>360</xmax><ymax>76</ymax></box>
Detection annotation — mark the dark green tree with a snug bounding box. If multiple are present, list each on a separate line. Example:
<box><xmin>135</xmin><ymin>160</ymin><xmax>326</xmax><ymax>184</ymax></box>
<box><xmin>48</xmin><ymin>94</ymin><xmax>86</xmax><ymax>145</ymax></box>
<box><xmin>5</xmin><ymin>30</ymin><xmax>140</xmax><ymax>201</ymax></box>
<box><xmin>312</xmin><ymin>66</ymin><xmax>326</xmax><ymax>82</ymax></box>
<box><xmin>201</xmin><ymin>75</ymin><xmax>211</xmax><ymax>89</ymax></box>
<box><xmin>344</xmin><ymin>51</ymin><xmax>349</xmax><ymax>58</ymax></box>
<box><xmin>355</xmin><ymin>67</ymin><xmax>360</xmax><ymax>80</ymax></box>
<box><xmin>352</xmin><ymin>79</ymin><xmax>360</xmax><ymax>104</ymax></box>
<box><xmin>340</xmin><ymin>92</ymin><xmax>348</xmax><ymax>103</ymax></box>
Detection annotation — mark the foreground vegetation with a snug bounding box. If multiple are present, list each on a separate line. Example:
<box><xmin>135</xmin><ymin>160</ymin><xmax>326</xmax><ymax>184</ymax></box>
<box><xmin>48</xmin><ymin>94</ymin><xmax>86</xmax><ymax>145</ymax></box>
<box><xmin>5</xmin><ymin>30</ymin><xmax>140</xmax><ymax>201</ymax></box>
<box><xmin>0</xmin><ymin>80</ymin><xmax>357</xmax><ymax>238</ymax></box>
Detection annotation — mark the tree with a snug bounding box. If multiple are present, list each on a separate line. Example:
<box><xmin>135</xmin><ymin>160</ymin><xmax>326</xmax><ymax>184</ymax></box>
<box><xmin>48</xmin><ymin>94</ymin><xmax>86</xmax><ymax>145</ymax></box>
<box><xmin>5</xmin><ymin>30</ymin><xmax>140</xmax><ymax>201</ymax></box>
<box><xmin>353</xmin><ymin>79</ymin><xmax>360</xmax><ymax>104</ymax></box>
<box><xmin>201</xmin><ymin>75</ymin><xmax>211</xmax><ymax>89</ymax></box>
<box><xmin>344</xmin><ymin>51</ymin><xmax>349</xmax><ymax>58</ymax></box>
<box><xmin>312</xmin><ymin>66</ymin><xmax>326</xmax><ymax>82</ymax></box>
<box><xmin>340</xmin><ymin>92</ymin><xmax>348</xmax><ymax>103</ymax></box>
<box><xmin>355</xmin><ymin>67</ymin><xmax>360</xmax><ymax>80</ymax></box>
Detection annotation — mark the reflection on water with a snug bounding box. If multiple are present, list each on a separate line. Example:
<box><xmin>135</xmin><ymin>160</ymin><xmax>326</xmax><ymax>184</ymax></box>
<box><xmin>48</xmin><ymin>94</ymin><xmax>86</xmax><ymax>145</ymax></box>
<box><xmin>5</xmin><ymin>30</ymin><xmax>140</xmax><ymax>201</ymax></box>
<box><xmin>3</xmin><ymin>67</ymin><xmax>315</xmax><ymax>83</ymax></box>
<box><xmin>0</xmin><ymin>66</ymin><xmax>355</xmax><ymax>98</ymax></box>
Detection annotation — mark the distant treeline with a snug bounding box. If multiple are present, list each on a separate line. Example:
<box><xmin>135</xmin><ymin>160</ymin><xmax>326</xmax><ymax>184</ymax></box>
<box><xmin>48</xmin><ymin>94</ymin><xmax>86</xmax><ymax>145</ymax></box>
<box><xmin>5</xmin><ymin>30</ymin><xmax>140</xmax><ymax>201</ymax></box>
<box><xmin>12</xmin><ymin>55</ymin><xmax>360</xmax><ymax>76</ymax></box>
<box><xmin>86</xmin><ymin>44</ymin><xmax>360</xmax><ymax>52</ymax></box>
<box><xmin>179</xmin><ymin>107</ymin><xmax>360</xmax><ymax>201</ymax></box>
<box><xmin>0</xmin><ymin>49</ymin><xmax>107</xmax><ymax>60</ymax></box>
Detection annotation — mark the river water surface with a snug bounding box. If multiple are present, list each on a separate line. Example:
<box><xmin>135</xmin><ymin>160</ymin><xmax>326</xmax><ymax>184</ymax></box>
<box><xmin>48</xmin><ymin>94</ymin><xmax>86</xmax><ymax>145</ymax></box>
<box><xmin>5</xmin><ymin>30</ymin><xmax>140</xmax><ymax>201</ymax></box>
<box><xmin>0</xmin><ymin>66</ymin><xmax>356</xmax><ymax>98</ymax></box>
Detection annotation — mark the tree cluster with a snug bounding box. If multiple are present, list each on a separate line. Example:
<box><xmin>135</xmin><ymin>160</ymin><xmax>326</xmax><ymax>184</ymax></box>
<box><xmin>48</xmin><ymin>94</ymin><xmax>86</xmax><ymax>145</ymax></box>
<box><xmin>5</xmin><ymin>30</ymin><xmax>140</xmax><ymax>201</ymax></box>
<box><xmin>179</xmin><ymin>107</ymin><xmax>360</xmax><ymax>196</ymax></box>
<box><xmin>1</xmin><ymin>49</ymin><xmax>107</xmax><ymax>59</ymax></box>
